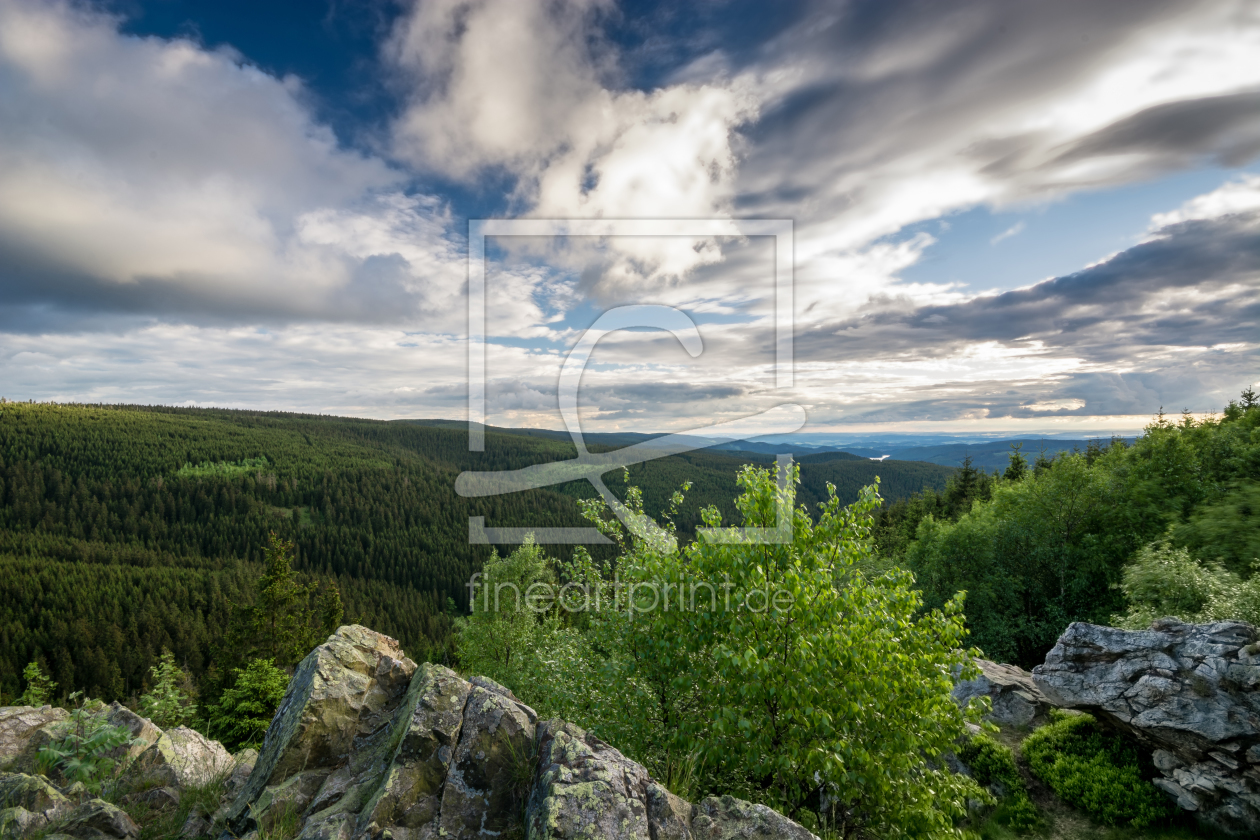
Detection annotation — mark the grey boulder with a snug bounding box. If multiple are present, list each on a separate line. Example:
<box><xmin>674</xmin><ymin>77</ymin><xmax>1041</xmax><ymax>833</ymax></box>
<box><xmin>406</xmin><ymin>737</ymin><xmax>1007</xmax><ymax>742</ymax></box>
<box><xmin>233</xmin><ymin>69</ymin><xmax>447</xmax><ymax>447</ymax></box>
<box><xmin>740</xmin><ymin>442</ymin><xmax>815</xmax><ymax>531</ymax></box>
<box><xmin>1034</xmin><ymin>618</ymin><xmax>1260</xmax><ymax>836</ymax></box>
<box><xmin>953</xmin><ymin>659</ymin><xmax>1048</xmax><ymax>727</ymax></box>
<box><xmin>225</xmin><ymin>625</ymin><xmax>817</xmax><ymax>840</ymax></box>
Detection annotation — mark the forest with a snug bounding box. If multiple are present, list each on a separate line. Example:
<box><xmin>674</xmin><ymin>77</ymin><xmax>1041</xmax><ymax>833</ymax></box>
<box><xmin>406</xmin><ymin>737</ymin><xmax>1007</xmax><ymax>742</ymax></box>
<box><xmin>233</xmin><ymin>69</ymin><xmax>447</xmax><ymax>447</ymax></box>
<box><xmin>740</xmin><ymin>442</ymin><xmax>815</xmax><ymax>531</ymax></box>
<box><xmin>0</xmin><ymin>401</ymin><xmax>954</xmax><ymax>702</ymax></box>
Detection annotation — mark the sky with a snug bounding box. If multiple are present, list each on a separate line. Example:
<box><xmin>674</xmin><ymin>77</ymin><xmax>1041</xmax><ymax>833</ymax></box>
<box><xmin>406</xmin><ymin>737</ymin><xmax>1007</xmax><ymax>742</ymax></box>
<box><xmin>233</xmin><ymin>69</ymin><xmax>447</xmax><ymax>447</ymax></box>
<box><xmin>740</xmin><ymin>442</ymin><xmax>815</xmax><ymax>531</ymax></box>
<box><xmin>1</xmin><ymin>0</ymin><xmax>1258</xmax><ymax>437</ymax></box>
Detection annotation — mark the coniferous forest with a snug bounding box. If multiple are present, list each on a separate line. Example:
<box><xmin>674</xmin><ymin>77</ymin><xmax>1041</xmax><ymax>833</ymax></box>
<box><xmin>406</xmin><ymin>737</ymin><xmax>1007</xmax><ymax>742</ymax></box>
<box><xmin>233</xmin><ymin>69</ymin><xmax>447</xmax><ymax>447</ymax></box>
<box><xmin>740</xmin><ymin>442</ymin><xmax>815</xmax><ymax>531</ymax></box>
<box><xmin>0</xmin><ymin>401</ymin><xmax>955</xmax><ymax>704</ymax></box>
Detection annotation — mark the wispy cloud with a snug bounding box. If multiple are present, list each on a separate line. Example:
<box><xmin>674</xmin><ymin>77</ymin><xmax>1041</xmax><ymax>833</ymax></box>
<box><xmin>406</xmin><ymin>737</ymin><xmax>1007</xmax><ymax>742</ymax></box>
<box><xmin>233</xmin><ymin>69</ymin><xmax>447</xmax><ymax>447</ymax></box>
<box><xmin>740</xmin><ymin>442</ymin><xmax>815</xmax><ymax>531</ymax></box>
<box><xmin>990</xmin><ymin>222</ymin><xmax>1025</xmax><ymax>245</ymax></box>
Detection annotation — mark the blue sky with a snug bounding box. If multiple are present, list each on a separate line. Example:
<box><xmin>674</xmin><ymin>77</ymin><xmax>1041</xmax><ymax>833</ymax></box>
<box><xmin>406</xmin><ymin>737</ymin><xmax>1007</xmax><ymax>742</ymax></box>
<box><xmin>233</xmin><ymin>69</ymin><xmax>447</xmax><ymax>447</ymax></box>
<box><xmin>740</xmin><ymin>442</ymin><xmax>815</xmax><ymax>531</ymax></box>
<box><xmin>1</xmin><ymin>0</ymin><xmax>1258</xmax><ymax>436</ymax></box>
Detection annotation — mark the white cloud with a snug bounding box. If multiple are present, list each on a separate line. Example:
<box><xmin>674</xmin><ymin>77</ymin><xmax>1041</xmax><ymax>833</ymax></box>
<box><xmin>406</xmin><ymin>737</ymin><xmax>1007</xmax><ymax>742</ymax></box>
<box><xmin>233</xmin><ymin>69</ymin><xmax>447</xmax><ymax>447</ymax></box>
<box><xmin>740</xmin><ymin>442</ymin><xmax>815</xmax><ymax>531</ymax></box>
<box><xmin>388</xmin><ymin>0</ymin><xmax>758</xmax><ymax>291</ymax></box>
<box><xmin>1026</xmin><ymin>399</ymin><xmax>1086</xmax><ymax>412</ymax></box>
<box><xmin>1149</xmin><ymin>173</ymin><xmax>1260</xmax><ymax>228</ymax></box>
<box><xmin>0</xmin><ymin>0</ymin><xmax>466</xmax><ymax>323</ymax></box>
<box><xmin>739</xmin><ymin>0</ymin><xmax>1260</xmax><ymax>318</ymax></box>
<box><xmin>990</xmin><ymin>221</ymin><xmax>1025</xmax><ymax>245</ymax></box>
<box><xmin>1</xmin><ymin>0</ymin><xmax>1257</xmax><ymax>434</ymax></box>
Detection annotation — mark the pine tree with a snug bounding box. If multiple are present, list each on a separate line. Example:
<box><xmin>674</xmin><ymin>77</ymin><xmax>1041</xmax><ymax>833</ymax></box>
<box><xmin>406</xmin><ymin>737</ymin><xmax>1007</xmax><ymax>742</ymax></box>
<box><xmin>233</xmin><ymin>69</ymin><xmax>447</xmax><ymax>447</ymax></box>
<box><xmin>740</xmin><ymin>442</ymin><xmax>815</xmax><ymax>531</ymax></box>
<box><xmin>1004</xmin><ymin>443</ymin><xmax>1029</xmax><ymax>481</ymax></box>
<box><xmin>246</xmin><ymin>533</ymin><xmax>343</xmax><ymax>669</ymax></box>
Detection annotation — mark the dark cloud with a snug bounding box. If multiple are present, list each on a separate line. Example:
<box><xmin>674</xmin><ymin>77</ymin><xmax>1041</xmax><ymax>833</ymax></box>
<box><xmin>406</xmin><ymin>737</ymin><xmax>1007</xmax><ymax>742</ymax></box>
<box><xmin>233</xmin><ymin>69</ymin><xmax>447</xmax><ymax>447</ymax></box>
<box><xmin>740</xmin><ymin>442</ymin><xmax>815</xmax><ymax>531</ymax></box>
<box><xmin>0</xmin><ymin>235</ymin><xmax>430</xmax><ymax>330</ymax></box>
<box><xmin>1052</xmin><ymin>91</ymin><xmax>1260</xmax><ymax>170</ymax></box>
<box><xmin>583</xmin><ymin>381</ymin><xmax>748</xmax><ymax>404</ymax></box>
<box><xmin>799</xmin><ymin>210</ymin><xmax>1260</xmax><ymax>361</ymax></box>
<box><xmin>737</xmin><ymin>0</ymin><xmax>1260</xmax><ymax>220</ymax></box>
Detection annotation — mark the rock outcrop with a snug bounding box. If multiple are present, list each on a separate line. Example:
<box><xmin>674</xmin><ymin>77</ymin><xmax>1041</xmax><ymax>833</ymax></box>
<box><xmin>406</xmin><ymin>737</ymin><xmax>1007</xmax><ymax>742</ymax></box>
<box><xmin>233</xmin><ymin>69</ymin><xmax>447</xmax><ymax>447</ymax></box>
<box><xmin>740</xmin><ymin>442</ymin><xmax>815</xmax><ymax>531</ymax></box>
<box><xmin>0</xmin><ymin>708</ymin><xmax>69</xmax><ymax>772</ymax></box>
<box><xmin>0</xmin><ymin>697</ymin><xmax>250</xmax><ymax>840</ymax></box>
<box><xmin>227</xmin><ymin>625</ymin><xmax>817</xmax><ymax>840</ymax></box>
<box><xmin>526</xmin><ymin>720</ymin><xmax>816</xmax><ymax>840</ymax></box>
<box><xmin>0</xmin><ymin>773</ymin><xmax>139</xmax><ymax>840</ymax></box>
<box><xmin>1034</xmin><ymin>619</ymin><xmax>1260</xmax><ymax>836</ymax></box>
<box><xmin>101</xmin><ymin>704</ymin><xmax>162</xmax><ymax>762</ymax></box>
<box><xmin>953</xmin><ymin>659</ymin><xmax>1049</xmax><ymax>727</ymax></box>
<box><xmin>132</xmin><ymin>726</ymin><xmax>234</xmax><ymax>789</ymax></box>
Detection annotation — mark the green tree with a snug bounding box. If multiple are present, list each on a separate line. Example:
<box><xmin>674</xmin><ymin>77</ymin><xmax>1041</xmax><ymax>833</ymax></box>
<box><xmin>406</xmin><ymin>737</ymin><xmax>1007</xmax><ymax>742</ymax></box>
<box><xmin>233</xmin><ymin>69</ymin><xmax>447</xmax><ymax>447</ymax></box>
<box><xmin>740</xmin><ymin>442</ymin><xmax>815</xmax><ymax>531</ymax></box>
<box><xmin>458</xmin><ymin>538</ymin><xmax>553</xmax><ymax>678</ymax></box>
<box><xmin>138</xmin><ymin>649</ymin><xmax>197</xmax><ymax>728</ymax></box>
<box><xmin>465</xmin><ymin>466</ymin><xmax>987</xmax><ymax>836</ymax></box>
<box><xmin>206</xmin><ymin>658</ymin><xmax>291</xmax><ymax>751</ymax></box>
<box><xmin>1113</xmin><ymin>538</ymin><xmax>1260</xmax><ymax>629</ymax></box>
<box><xmin>18</xmin><ymin>661</ymin><xmax>56</xmax><ymax>706</ymax></box>
<box><xmin>1003</xmin><ymin>442</ymin><xmax>1028</xmax><ymax>481</ymax></box>
<box><xmin>243</xmin><ymin>533</ymin><xmax>344</xmax><ymax>670</ymax></box>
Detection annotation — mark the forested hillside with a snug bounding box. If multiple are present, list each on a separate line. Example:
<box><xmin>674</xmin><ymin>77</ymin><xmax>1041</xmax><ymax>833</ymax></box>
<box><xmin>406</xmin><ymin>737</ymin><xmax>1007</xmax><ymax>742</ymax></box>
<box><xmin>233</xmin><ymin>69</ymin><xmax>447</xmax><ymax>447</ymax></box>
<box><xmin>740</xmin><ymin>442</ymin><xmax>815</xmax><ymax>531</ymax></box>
<box><xmin>878</xmin><ymin>392</ymin><xmax>1260</xmax><ymax>667</ymax></box>
<box><xmin>0</xmin><ymin>402</ymin><xmax>955</xmax><ymax>702</ymax></box>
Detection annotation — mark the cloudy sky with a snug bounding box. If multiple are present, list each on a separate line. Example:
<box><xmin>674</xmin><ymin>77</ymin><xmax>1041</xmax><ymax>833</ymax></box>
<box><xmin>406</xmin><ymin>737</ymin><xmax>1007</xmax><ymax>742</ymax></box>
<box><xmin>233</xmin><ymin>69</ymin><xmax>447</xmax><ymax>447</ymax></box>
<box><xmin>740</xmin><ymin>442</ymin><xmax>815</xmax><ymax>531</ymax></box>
<box><xmin>2</xmin><ymin>0</ymin><xmax>1258</xmax><ymax>436</ymax></box>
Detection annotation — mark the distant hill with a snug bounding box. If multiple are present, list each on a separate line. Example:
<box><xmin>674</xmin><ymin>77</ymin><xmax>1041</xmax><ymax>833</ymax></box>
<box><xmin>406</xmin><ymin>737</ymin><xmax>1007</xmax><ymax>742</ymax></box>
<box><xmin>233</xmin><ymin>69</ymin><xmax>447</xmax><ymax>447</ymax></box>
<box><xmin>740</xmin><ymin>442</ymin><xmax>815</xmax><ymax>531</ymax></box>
<box><xmin>844</xmin><ymin>437</ymin><xmax>1137</xmax><ymax>470</ymax></box>
<box><xmin>706</xmin><ymin>440</ymin><xmax>852</xmax><ymax>457</ymax></box>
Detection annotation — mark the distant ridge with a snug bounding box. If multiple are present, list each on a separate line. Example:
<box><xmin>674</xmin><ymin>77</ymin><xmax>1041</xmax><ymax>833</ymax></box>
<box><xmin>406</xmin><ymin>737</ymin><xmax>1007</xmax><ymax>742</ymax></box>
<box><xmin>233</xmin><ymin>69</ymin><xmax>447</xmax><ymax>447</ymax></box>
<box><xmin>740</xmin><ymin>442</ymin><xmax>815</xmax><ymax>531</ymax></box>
<box><xmin>395</xmin><ymin>420</ymin><xmax>1128</xmax><ymax>470</ymax></box>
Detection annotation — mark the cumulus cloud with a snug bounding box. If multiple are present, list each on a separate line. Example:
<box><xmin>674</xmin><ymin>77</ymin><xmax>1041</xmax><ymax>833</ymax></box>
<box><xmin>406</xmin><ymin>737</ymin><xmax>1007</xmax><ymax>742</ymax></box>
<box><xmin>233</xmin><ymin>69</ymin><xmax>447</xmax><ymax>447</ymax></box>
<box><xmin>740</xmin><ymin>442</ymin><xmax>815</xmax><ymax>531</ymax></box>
<box><xmin>0</xmin><ymin>0</ymin><xmax>468</xmax><ymax>327</ymax></box>
<box><xmin>387</xmin><ymin>0</ymin><xmax>759</xmax><ymax>292</ymax></box>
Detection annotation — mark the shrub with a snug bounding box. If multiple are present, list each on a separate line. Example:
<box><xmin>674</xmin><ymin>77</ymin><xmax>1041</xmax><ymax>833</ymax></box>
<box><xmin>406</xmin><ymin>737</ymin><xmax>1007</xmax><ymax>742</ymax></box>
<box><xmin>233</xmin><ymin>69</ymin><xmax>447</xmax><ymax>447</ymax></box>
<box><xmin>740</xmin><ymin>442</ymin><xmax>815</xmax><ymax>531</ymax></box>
<box><xmin>1113</xmin><ymin>538</ymin><xmax>1260</xmax><ymax>629</ymax></box>
<box><xmin>139</xmin><ymin>650</ymin><xmax>197</xmax><ymax>729</ymax></box>
<box><xmin>206</xmin><ymin>658</ymin><xmax>290</xmax><ymax>751</ymax></box>
<box><xmin>479</xmin><ymin>467</ymin><xmax>990</xmax><ymax>836</ymax></box>
<box><xmin>18</xmin><ymin>661</ymin><xmax>56</xmax><ymax>706</ymax></box>
<box><xmin>1022</xmin><ymin>710</ymin><xmax>1171</xmax><ymax>828</ymax></box>
<box><xmin>37</xmin><ymin>693</ymin><xmax>141</xmax><ymax>793</ymax></box>
<box><xmin>958</xmin><ymin>733</ymin><xmax>1040</xmax><ymax>834</ymax></box>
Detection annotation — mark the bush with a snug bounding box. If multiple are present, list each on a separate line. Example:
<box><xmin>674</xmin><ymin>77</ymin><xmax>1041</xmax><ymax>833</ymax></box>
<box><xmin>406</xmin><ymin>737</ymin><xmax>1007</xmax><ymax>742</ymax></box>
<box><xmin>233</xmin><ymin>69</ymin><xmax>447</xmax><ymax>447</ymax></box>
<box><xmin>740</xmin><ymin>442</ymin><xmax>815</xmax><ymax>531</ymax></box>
<box><xmin>37</xmin><ymin>693</ymin><xmax>141</xmax><ymax>793</ymax></box>
<box><xmin>1022</xmin><ymin>711</ymin><xmax>1171</xmax><ymax>828</ymax></box>
<box><xmin>471</xmin><ymin>467</ymin><xmax>990</xmax><ymax>836</ymax></box>
<box><xmin>17</xmin><ymin>661</ymin><xmax>56</xmax><ymax>706</ymax></box>
<box><xmin>958</xmin><ymin>734</ymin><xmax>1040</xmax><ymax>834</ymax></box>
<box><xmin>206</xmin><ymin>658</ymin><xmax>290</xmax><ymax>751</ymax></box>
<box><xmin>1113</xmin><ymin>538</ymin><xmax>1260</xmax><ymax>629</ymax></box>
<box><xmin>139</xmin><ymin>650</ymin><xmax>197</xmax><ymax>729</ymax></box>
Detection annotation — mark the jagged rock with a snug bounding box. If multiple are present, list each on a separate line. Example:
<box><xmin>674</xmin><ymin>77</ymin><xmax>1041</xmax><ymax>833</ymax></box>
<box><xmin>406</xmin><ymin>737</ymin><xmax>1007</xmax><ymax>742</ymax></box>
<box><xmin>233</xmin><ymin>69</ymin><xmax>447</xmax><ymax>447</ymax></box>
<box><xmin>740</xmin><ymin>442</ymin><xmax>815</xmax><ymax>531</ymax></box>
<box><xmin>0</xmin><ymin>709</ymin><xmax>70</xmax><ymax>770</ymax></box>
<box><xmin>526</xmin><ymin>720</ymin><xmax>652</xmax><ymax>839</ymax></box>
<box><xmin>226</xmin><ymin>627</ymin><xmax>418</xmax><ymax>836</ymax></box>
<box><xmin>692</xmin><ymin>795</ymin><xmax>819</xmax><ymax>840</ymax></box>
<box><xmin>646</xmin><ymin>784</ymin><xmax>694</xmax><ymax>840</ymax></box>
<box><xmin>225</xmin><ymin>625</ymin><xmax>816</xmax><ymax>840</ymax></box>
<box><xmin>54</xmin><ymin>799</ymin><xmax>140</xmax><ymax>840</ymax></box>
<box><xmin>102</xmin><ymin>705</ymin><xmax>162</xmax><ymax>762</ymax></box>
<box><xmin>131</xmin><ymin>727</ymin><xmax>233</xmax><ymax>790</ymax></box>
<box><xmin>438</xmin><ymin>679</ymin><xmax>536</xmax><ymax>839</ymax></box>
<box><xmin>179</xmin><ymin>811</ymin><xmax>211</xmax><ymax>840</ymax></box>
<box><xmin>1034</xmin><ymin>619</ymin><xmax>1260</xmax><ymax>836</ymax></box>
<box><xmin>525</xmin><ymin>722</ymin><xmax>820</xmax><ymax>840</ymax></box>
<box><xmin>0</xmin><ymin>772</ymin><xmax>72</xmax><ymax>838</ymax></box>
<box><xmin>0</xmin><ymin>772</ymin><xmax>71</xmax><ymax>815</ymax></box>
<box><xmin>357</xmin><ymin>663</ymin><xmax>470</xmax><ymax>836</ymax></box>
<box><xmin>0</xmin><ymin>807</ymin><xmax>43</xmax><ymax>840</ymax></box>
<box><xmin>224</xmin><ymin>625</ymin><xmax>418</xmax><ymax>836</ymax></box>
<box><xmin>953</xmin><ymin>660</ymin><xmax>1048</xmax><ymax>727</ymax></box>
